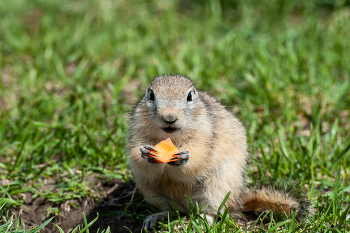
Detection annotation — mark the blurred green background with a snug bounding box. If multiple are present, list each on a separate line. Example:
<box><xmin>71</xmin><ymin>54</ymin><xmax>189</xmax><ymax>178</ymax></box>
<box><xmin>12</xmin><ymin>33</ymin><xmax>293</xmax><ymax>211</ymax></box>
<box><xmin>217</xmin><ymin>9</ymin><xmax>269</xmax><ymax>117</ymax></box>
<box><xmin>0</xmin><ymin>0</ymin><xmax>350</xmax><ymax>231</ymax></box>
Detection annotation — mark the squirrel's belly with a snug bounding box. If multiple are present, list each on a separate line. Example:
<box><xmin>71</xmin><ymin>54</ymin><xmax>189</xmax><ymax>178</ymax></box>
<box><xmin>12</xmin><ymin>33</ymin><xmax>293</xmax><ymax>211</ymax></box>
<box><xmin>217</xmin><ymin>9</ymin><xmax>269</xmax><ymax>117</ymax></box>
<box><xmin>154</xmin><ymin>175</ymin><xmax>192</xmax><ymax>201</ymax></box>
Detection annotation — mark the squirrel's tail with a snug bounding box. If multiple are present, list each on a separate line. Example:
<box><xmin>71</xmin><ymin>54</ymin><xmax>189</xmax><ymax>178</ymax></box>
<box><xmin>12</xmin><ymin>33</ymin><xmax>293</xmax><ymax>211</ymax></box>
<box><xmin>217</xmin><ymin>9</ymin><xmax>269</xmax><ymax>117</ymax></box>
<box><xmin>239</xmin><ymin>180</ymin><xmax>311</xmax><ymax>219</ymax></box>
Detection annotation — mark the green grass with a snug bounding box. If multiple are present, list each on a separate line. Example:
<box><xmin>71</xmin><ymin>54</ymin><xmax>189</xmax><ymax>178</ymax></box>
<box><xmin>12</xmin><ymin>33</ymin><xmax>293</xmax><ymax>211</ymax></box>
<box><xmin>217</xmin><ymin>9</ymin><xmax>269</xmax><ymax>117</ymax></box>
<box><xmin>0</xmin><ymin>0</ymin><xmax>350</xmax><ymax>232</ymax></box>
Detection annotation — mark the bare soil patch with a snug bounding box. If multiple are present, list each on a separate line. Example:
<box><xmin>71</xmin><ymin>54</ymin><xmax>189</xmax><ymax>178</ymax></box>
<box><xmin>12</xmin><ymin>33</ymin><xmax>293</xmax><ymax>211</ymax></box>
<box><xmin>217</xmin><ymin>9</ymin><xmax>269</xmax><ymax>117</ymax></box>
<box><xmin>9</xmin><ymin>177</ymin><xmax>267</xmax><ymax>233</ymax></box>
<box><xmin>10</xmin><ymin>178</ymin><xmax>144</xmax><ymax>233</ymax></box>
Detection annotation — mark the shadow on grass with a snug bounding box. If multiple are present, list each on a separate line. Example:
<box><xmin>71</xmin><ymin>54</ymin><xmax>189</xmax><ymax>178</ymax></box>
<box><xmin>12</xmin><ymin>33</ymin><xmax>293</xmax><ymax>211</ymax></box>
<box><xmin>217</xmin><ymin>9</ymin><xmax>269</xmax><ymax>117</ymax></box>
<box><xmin>10</xmin><ymin>178</ymin><xmax>271</xmax><ymax>233</ymax></box>
<box><xmin>84</xmin><ymin>179</ymin><xmax>146</xmax><ymax>233</ymax></box>
<box><xmin>9</xmin><ymin>178</ymin><xmax>148</xmax><ymax>233</ymax></box>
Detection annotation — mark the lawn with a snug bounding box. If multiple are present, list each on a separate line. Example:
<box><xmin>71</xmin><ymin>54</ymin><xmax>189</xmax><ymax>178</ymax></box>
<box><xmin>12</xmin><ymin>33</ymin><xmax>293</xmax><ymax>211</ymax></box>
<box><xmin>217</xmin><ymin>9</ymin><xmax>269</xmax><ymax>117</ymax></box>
<box><xmin>0</xmin><ymin>0</ymin><xmax>350</xmax><ymax>232</ymax></box>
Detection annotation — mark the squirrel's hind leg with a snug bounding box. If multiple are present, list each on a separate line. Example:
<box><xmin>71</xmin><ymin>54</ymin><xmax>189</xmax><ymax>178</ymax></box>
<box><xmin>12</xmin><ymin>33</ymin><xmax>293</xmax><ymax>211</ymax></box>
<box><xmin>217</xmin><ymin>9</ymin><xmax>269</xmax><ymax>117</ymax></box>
<box><xmin>200</xmin><ymin>213</ymin><xmax>215</xmax><ymax>226</ymax></box>
<box><xmin>142</xmin><ymin>211</ymin><xmax>175</xmax><ymax>231</ymax></box>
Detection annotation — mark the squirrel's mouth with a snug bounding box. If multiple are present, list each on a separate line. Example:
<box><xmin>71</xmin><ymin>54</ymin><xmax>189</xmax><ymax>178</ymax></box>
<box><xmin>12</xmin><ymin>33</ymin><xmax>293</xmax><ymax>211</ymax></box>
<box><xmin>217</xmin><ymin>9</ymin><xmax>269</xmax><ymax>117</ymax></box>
<box><xmin>162</xmin><ymin>126</ymin><xmax>178</xmax><ymax>134</ymax></box>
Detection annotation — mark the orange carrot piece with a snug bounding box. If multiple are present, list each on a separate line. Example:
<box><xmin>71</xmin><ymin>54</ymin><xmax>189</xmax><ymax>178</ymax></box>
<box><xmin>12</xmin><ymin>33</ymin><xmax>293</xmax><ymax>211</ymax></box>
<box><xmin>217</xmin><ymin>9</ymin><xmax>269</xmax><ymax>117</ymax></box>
<box><xmin>153</xmin><ymin>138</ymin><xmax>179</xmax><ymax>163</ymax></box>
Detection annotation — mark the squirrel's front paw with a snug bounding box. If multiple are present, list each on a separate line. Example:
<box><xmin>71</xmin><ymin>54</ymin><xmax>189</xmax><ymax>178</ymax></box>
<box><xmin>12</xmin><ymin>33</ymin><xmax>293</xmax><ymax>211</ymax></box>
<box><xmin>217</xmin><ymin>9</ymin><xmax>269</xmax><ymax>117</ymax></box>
<box><xmin>168</xmin><ymin>151</ymin><xmax>190</xmax><ymax>167</ymax></box>
<box><xmin>140</xmin><ymin>145</ymin><xmax>159</xmax><ymax>164</ymax></box>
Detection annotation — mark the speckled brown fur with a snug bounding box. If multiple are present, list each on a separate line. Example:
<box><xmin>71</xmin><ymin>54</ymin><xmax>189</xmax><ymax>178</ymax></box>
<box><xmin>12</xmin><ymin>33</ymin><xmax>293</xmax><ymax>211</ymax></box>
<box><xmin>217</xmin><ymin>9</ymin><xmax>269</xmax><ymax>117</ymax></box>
<box><xmin>127</xmin><ymin>75</ymin><xmax>309</xmax><ymax>229</ymax></box>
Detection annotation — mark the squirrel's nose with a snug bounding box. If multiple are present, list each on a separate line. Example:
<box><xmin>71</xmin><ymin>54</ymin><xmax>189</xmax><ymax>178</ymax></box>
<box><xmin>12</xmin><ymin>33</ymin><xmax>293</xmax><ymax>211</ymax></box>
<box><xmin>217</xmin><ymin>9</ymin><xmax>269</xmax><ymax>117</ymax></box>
<box><xmin>161</xmin><ymin>114</ymin><xmax>178</xmax><ymax>124</ymax></box>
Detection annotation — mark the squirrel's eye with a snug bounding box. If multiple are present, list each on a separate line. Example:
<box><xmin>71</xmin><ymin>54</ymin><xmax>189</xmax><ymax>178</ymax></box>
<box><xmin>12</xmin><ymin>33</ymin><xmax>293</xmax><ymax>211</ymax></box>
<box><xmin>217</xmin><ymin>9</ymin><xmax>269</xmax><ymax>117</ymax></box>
<box><xmin>149</xmin><ymin>90</ymin><xmax>155</xmax><ymax>101</ymax></box>
<box><xmin>187</xmin><ymin>91</ymin><xmax>192</xmax><ymax>102</ymax></box>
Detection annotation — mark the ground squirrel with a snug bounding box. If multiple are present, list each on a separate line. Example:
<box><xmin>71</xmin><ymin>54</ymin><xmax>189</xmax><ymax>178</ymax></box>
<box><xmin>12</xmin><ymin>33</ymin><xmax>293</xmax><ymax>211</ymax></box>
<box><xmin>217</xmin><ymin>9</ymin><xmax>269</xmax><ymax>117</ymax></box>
<box><xmin>127</xmin><ymin>75</ymin><xmax>310</xmax><ymax>230</ymax></box>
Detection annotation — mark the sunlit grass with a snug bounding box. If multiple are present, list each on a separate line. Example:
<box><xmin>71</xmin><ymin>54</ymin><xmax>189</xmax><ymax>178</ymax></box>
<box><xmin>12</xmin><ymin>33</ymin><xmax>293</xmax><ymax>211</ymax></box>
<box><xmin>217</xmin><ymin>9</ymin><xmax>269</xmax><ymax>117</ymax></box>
<box><xmin>0</xmin><ymin>0</ymin><xmax>349</xmax><ymax>232</ymax></box>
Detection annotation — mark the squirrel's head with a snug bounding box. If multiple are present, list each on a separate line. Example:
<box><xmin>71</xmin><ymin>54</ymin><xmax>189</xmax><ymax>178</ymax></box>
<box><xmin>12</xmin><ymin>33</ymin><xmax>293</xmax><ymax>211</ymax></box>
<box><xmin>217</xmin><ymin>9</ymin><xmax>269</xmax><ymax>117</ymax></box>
<box><xmin>139</xmin><ymin>75</ymin><xmax>205</xmax><ymax>140</ymax></box>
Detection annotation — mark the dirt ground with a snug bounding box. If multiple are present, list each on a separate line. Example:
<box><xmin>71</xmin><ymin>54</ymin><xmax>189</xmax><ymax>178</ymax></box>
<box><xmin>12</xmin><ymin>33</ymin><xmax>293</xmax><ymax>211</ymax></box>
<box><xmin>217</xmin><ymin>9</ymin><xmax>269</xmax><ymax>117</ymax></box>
<box><xmin>9</xmin><ymin>177</ymin><xmax>266</xmax><ymax>233</ymax></box>
<box><xmin>11</xmin><ymin>178</ymin><xmax>144</xmax><ymax>233</ymax></box>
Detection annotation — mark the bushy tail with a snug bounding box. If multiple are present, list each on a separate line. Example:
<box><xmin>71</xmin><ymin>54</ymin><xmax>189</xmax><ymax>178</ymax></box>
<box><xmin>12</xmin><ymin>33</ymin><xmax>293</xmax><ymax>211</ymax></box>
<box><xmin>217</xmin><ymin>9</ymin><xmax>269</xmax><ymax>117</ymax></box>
<box><xmin>240</xmin><ymin>180</ymin><xmax>311</xmax><ymax>220</ymax></box>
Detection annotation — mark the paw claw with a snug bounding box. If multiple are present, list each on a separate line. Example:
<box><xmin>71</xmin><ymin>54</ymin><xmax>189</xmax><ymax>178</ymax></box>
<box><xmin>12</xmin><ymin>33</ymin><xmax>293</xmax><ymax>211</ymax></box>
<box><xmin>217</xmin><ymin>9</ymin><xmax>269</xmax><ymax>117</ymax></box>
<box><xmin>168</xmin><ymin>151</ymin><xmax>190</xmax><ymax>166</ymax></box>
<box><xmin>144</xmin><ymin>145</ymin><xmax>158</xmax><ymax>153</ymax></box>
<box><xmin>140</xmin><ymin>145</ymin><xmax>159</xmax><ymax>164</ymax></box>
